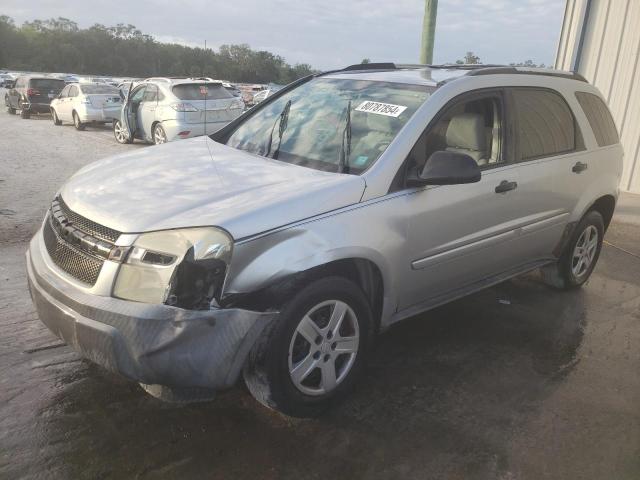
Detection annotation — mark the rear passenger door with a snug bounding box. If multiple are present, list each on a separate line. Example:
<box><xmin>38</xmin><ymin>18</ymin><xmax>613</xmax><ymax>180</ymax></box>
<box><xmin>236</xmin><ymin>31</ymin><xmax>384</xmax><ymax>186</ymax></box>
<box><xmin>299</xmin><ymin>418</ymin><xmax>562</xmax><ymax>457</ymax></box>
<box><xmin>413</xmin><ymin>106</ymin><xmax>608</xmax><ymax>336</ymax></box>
<box><xmin>507</xmin><ymin>87</ymin><xmax>588</xmax><ymax>263</ymax></box>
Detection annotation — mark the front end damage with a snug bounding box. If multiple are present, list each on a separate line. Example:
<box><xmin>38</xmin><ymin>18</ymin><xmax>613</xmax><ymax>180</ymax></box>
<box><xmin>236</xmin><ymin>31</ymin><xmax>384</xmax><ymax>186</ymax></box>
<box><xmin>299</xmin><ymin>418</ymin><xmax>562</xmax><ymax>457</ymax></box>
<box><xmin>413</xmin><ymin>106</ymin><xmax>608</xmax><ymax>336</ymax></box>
<box><xmin>27</xmin><ymin>233</ymin><xmax>277</xmax><ymax>401</ymax></box>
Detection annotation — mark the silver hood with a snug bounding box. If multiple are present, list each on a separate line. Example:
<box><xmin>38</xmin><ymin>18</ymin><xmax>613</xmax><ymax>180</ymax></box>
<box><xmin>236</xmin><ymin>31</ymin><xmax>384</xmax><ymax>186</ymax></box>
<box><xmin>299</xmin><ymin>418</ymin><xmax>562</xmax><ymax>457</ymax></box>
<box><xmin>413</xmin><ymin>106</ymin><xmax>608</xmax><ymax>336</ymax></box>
<box><xmin>60</xmin><ymin>137</ymin><xmax>366</xmax><ymax>240</ymax></box>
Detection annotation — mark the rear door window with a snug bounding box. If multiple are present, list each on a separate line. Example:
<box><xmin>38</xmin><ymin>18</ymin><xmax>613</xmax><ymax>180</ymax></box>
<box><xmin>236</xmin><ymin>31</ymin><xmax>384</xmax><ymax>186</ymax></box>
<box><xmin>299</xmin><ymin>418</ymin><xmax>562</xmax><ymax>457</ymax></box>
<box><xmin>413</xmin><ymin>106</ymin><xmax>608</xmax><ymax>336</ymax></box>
<box><xmin>575</xmin><ymin>92</ymin><xmax>619</xmax><ymax>147</ymax></box>
<box><xmin>68</xmin><ymin>85</ymin><xmax>79</xmax><ymax>97</ymax></box>
<box><xmin>172</xmin><ymin>83</ymin><xmax>233</xmax><ymax>100</ymax></box>
<box><xmin>511</xmin><ymin>88</ymin><xmax>583</xmax><ymax>161</ymax></box>
<box><xmin>80</xmin><ymin>84</ymin><xmax>119</xmax><ymax>95</ymax></box>
<box><xmin>142</xmin><ymin>84</ymin><xmax>158</xmax><ymax>102</ymax></box>
<box><xmin>30</xmin><ymin>79</ymin><xmax>65</xmax><ymax>91</ymax></box>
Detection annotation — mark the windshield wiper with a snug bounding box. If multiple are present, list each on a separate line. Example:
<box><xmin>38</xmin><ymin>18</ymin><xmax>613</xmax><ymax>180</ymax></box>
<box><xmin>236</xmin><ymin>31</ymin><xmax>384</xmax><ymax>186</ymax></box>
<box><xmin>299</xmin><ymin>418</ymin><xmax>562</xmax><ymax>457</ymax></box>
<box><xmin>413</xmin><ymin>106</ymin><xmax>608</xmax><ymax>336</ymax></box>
<box><xmin>337</xmin><ymin>100</ymin><xmax>352</xmax><ymax>173</ymax></box>
<box><xmin>265</xmin><ymin>99</ymin><xmax>292</xmax><ymax>159</ymax></box>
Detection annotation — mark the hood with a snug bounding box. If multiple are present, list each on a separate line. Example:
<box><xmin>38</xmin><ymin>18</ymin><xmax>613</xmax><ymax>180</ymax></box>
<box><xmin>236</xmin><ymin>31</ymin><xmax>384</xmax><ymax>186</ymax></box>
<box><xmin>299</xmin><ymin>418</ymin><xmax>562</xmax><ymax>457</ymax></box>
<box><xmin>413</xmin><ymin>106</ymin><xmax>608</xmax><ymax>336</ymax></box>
<box><xmin>60</xmin><ymin>137</ymin><xmax>366</xmax><ymax>240</ymax></box>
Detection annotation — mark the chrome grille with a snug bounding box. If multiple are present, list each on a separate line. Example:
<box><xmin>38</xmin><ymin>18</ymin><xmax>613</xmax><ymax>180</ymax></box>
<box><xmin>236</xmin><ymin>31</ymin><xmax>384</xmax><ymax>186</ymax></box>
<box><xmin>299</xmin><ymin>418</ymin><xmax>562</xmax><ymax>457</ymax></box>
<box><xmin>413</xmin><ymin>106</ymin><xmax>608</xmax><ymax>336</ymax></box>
<box><xmin>43</xmin><ymin>215</ymin><xmax>104</xmax><ymax>286</ymax></box>
<box><xmin>56</xmin><ymin>196</ymin><xmax>121</xmax><ymax>242</ymax></box>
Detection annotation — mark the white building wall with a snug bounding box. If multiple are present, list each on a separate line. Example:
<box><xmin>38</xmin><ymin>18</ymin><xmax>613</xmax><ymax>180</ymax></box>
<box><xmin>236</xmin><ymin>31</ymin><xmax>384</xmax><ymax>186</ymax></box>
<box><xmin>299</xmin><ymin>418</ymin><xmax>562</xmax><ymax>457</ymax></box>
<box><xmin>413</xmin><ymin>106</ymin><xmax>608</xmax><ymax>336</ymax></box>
<box><xmin>556</xmin><ymin>0</ymin><xmax>640</xmax><ymax>193</ymax></box>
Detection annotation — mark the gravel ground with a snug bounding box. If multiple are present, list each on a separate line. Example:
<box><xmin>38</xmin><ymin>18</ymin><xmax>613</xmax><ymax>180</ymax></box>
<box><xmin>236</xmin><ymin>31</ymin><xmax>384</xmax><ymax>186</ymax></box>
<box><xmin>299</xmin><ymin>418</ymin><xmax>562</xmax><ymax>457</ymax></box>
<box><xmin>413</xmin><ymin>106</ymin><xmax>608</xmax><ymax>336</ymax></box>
<box><xmin>1</xmin><ymin>93</ymin><xmax>639</xmax><ymax>480</ymax></box>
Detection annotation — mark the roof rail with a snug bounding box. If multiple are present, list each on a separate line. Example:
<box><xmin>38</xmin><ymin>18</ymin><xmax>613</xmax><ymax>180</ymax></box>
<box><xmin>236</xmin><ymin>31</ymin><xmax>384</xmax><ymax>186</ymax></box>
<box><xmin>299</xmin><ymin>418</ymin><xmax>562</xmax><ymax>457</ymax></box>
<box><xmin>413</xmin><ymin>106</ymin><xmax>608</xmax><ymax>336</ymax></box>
<box><xmin>466</xmin><ymin>66</ymin><xmax>587</xmax><ymax>82</ymax></box>
<box><xmin>341</xmin><ymin>62</ymin><xmax>397</xmax><ymax>72</ymax></box>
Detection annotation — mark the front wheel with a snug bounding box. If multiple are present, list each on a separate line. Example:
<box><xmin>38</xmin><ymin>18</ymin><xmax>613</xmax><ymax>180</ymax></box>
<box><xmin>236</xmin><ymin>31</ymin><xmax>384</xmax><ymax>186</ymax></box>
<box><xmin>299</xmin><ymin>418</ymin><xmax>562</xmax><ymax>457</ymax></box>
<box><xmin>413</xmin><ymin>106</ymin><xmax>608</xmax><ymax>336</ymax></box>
<box><xmin>557</xmin><ymin>211</ymin><xmax>604</xmax><ymax>289</ymax></box>
<box><xmin>20</xmin><ymin>109</ymin><xmax>30</xmax><ymax>119</ymax></box>
<box><xmin>51</xmin><ymin>109</ymin><xmax>62</xmax><ymax>125</ymax></box>
<box><xmin>243</xmin><ymin>276</ymin><xmax>373</xmax><ymax>417</ymax></box>
<box><xmin>113</xmin><ymin>120</ymin><xmax>132</xmax><ymax>144</ymax></box>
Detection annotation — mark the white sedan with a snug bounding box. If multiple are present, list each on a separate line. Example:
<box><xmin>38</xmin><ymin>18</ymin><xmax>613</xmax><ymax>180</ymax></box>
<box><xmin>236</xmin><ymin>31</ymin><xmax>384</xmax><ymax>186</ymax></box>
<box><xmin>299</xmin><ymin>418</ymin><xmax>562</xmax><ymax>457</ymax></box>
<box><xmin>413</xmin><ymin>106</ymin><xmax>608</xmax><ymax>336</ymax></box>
<box><xmin>50</xmin><ymin>83</ymin><xmax>122</xmax><ymax>130</ymax></box>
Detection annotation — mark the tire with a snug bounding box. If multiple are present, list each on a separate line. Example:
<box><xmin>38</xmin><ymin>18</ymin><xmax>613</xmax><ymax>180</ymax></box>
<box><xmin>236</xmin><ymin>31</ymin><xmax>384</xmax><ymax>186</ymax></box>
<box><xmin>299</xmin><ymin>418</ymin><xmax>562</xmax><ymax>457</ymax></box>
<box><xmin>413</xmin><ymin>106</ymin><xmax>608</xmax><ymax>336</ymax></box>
<box><xmin>51</xmin><ymin>109</ymin><xmax>62</xmax><ymax>126</ymax></box>
<box><xmin>20</xmin><ymin>109</ymin><xmax>30</xmax><ymax>119</ymax></box>
<box><xmin>152</xmin><ymin>123</ymin><xmax>167</xmax><ymax>145</ymax></box>
<box><xmin>113</xmin><ymin>120</ymin><xmax>132</xmax><ymax>144</ymax></box>
<box><xmin>556</xmin><ymin>210</ymin><xmax>604</xmax><ymax>289</ymax></box>
<box><xmin>73</xmin><ymin>111</ymin><xmax>85</xmax><ymax>130</ymax></box>
<box><xmin>243</xmin><ymin>276</ymin><xmax>373</xmax><ymax>417</ymax></box>
<box><xmin>6</xmin><ymin>98</ymin><xmax>15</xmax><ymax>115</ymax></box>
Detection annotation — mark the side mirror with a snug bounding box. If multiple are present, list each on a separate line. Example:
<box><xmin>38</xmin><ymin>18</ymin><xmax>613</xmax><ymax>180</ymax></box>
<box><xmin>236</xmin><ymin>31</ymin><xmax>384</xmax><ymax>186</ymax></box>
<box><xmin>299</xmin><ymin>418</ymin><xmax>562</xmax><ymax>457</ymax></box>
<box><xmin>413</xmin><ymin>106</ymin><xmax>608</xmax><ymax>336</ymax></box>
<box><xmin>408</xmin><ymin>151</ymin><xmax>481</xmax><ymax>187</ymax></box>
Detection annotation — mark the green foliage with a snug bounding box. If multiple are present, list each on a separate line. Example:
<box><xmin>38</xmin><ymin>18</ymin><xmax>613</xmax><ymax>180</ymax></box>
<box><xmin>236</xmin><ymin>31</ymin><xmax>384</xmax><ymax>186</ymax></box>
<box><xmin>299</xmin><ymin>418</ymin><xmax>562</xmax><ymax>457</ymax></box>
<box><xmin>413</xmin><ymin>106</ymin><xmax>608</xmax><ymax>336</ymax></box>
<box><xmin>456</xmin><ymin>51</ymin><xmax>481</xmax><ymax>65</ymax></box>
<box><xmin>0</xmin><ymin>16</ymin><xmax>315</xmax><ymax>83</ymax></box>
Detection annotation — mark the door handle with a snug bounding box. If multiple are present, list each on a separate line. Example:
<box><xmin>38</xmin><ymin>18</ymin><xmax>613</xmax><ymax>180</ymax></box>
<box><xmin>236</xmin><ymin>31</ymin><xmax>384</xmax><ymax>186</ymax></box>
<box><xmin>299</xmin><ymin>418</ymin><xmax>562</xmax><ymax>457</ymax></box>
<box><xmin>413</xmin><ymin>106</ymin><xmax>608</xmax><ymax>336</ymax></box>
<box><xmin>495</xmin><ymin>180</ymin><xmax>518</xmax><ymax>194</ymax></box>
<box><xmin>572</xmin><ymin>161</ymin><xmax>588</xmax><ymax>173</ymax></box>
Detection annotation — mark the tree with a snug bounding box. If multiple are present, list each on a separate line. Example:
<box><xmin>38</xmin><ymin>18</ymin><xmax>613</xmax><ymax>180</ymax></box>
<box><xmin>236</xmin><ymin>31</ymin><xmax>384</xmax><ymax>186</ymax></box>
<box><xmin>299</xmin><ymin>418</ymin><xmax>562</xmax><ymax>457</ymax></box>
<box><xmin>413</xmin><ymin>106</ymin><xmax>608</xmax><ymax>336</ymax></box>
<box><xmin>456</xmin><ymin>51</ymin><xmax>481</xmax><ymax>65</ymax></box>
<box><xmin>510</xmin><ymin>60</ymin><xmax>546</xmax><ymax>68</ymax></box>
<box><xmin>0</xmin><ymin>16</ymin><xmax>316</xmax><ymax>83</ymax></box>
<box><xmin>360</xmin><ymin>58</ymin><xmax>371</xmax><ymax>64</ymax></box>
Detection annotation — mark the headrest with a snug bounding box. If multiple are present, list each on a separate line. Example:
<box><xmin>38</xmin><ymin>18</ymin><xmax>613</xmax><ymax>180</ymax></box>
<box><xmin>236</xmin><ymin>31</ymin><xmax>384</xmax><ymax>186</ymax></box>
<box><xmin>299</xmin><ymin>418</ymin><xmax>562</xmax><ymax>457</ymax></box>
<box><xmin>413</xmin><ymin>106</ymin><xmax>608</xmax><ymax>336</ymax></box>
<box><xmin>445</xmin><ymin>113</ymin><xmax>486</xmax><ymax>151</ymax></box>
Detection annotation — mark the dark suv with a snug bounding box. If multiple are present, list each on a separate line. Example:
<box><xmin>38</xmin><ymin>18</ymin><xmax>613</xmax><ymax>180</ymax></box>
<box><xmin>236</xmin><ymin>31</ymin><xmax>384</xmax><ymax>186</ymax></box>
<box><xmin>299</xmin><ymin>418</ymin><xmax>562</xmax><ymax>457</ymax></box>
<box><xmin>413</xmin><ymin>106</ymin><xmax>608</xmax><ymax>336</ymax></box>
<box><xmin>5</xmin><ymin>76</ymin><xmax>65</xmax><ymax>119</ymax></box>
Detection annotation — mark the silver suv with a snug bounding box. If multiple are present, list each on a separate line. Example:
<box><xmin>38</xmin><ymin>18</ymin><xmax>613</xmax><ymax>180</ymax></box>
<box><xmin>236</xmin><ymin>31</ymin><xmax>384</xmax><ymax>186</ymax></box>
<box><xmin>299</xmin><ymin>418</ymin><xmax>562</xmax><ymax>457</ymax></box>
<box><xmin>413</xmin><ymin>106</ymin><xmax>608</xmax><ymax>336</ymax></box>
<box><xmin>113</xmin><ymin>78</ymin><xmax>244</xmax><ymax>144</ymax></box>
<box><xmin>27</xmin><ymin>63</ymin><xmax>623</xmax><ymax>417</ymax></box>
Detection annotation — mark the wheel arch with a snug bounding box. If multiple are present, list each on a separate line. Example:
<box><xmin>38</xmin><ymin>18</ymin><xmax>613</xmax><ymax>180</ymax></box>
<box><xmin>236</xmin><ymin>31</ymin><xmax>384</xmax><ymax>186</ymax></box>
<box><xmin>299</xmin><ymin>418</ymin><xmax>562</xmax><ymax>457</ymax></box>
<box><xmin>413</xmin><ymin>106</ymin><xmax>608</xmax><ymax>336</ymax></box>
<box><xmin>587</xmin><ymin>194</ymin><xmax>616</xmax><ymax>231</ymax></box>
<box><xmin>222</xmin><ymin>257</ymin><xmax>387</xmax><ymax>334</ymax></box>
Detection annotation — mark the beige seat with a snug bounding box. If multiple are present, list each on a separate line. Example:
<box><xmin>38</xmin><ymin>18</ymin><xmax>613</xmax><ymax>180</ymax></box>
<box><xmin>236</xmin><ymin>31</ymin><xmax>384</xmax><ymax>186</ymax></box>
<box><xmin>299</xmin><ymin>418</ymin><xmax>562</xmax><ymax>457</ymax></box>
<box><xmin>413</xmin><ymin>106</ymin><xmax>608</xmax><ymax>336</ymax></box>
<box><xmin>445</xmin><ymin>113</ymin><xmax>488</xmax><ymax>165</ymax></box>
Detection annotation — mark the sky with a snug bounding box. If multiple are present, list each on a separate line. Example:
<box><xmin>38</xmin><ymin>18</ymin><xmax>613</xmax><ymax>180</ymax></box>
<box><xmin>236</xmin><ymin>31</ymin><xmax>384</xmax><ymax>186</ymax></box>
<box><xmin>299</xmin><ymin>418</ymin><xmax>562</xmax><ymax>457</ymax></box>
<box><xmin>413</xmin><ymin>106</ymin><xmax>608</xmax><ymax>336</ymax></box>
<box><xmin>2</xmin><ymin>0</ymin><xmax>566</xmax><ymax>70</ymax></box>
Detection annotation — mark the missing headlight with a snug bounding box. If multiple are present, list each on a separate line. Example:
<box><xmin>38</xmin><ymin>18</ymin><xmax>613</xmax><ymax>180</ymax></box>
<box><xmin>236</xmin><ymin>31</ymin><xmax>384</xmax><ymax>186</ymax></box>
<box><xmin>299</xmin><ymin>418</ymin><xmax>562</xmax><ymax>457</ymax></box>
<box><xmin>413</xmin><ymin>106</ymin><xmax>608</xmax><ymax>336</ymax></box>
<box><xmin>166</xmin><ymin>247</ymin><xmax>227</xmax><ymax>309</ymax></box>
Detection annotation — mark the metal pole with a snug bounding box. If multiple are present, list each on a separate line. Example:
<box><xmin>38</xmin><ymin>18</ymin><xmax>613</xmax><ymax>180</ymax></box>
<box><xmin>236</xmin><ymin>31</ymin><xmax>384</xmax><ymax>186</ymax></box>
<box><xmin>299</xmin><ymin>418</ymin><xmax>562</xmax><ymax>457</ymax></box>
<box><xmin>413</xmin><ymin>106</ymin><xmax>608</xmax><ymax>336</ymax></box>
<box><xmin>420</xmin><ymin>0</ymin><xmax>438</xmax><ymax>65</ymax></box>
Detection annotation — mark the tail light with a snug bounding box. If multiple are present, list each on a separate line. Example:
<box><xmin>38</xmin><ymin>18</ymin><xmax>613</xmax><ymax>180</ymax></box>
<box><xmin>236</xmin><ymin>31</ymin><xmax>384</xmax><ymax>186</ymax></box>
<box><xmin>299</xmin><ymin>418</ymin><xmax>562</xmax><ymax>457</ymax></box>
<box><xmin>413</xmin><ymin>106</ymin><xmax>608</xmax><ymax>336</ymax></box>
<box><xmin>27</xmin><ymin>88</ymin><xmax>40</xmax><ymax>96</ymax></box>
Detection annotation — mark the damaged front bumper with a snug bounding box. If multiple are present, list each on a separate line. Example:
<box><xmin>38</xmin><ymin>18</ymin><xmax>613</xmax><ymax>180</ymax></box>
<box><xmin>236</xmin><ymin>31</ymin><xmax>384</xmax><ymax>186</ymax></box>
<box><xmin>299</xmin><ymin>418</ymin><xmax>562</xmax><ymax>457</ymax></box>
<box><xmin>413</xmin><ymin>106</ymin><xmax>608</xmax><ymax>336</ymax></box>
<box><xmin>26</xmin><ymin>235</ymin><xmax>276</xmax><ymax>397</ymax></box>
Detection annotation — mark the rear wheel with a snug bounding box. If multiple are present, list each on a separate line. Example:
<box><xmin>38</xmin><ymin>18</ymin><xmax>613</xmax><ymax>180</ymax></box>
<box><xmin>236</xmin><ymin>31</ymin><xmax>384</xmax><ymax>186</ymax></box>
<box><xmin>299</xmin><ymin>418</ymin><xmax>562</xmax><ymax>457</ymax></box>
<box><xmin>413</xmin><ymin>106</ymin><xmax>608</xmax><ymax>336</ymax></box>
<box><xmin>554</xmin><ymin>211</ymin><xmax>604</xmax><ymax>289</ymax></box>
<box><xmin>51</xmin><ymin>109</ymin><xmax>62</xmax><ymax>125</ymax></box>
<box><xmin>244</xmin><ymin>276</ymin><xmax>373</xmax><ymax>417</ymax></box>
<box><xmin>73</xmin><ymin>111</ymin><xmax>85</xmax><ymax>130</ymax></box>
<box><xmin>113</xmin><ymin>120</ymin><xmax>132</xmax><ymax>144</ymax></box>
<box><xmin>153</xmin><ymin>123</ymin><xmax>167</xmax><ymax>144</ymax></box>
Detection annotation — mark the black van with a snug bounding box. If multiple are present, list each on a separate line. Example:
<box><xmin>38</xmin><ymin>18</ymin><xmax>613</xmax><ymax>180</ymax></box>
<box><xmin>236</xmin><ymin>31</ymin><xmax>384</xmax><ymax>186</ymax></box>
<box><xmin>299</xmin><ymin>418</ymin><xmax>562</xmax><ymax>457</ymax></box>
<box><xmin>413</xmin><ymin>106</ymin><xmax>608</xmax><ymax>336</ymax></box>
<box><xmin>5</xmin><ymin>76</ymin><xmax>65</xmax><ymax>119</ymax></box>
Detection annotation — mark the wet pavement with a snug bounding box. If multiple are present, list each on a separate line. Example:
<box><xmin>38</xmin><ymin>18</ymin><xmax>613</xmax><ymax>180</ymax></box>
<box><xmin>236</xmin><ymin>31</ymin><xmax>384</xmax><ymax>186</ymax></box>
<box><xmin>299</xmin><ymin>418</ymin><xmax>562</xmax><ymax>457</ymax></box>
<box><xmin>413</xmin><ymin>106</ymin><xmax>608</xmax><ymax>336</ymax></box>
<box><xmin>1</xmin><ymin>103</ymin><xmax>639</xmax><ymax>479</ymax></box>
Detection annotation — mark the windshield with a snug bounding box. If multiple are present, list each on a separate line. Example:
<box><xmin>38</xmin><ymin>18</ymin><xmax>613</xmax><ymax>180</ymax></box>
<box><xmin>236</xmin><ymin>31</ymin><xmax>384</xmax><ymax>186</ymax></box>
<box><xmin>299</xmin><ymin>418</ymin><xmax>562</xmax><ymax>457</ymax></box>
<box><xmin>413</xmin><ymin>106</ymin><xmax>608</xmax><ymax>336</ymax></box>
<box><xmin>80</xmin><ymin>84</ymin><xmax>119</xmax><ymax>94</ymax></box>
<box><xmin>225</xmin><ymin>78</ymin><xmax>432</xmax><ymax>174</ymax></box>
<box><xmin>30</xmin><ymin>79</ymin><xmax>65</xmax><ymax>90</ymax></box>
<box><xmin>172</xmin><ymin>83</ymin><xmax>233</xmax><ymax>100</ymax></box>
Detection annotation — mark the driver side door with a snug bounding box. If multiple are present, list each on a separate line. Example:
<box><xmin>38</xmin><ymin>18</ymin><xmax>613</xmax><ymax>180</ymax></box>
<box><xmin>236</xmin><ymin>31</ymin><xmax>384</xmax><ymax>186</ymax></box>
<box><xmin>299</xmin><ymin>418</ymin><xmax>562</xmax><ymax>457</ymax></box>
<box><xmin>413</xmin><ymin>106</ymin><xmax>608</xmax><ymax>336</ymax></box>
<box><xmin>397</xmin><ymin>89</ymin><xmax>525</xmax><ymax>312</ymax></box>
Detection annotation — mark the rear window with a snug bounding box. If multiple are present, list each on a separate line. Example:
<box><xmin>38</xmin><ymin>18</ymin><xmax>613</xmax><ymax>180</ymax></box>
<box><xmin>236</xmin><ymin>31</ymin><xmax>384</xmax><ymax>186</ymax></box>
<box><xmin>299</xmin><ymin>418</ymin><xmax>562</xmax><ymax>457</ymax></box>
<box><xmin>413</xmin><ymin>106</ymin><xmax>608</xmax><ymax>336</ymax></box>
<box><xmin>575</xmin><ymin>92</ymin><xmax>619</xmax><ymax>147</ymax></box>
<box><xmin>30</xmin><ymin>79</ymin><xmax>65</xmax><ymax>90</ymax></box>
<box><xmin>512</xmin><ymin>88</ymin><xmax>582</xmax><ymax>161</ymax></box>
<box><xmin>172</xmin><ymin>83</ymin><xmax>232</xmax><ymax>100</ymax></box>
<box><xmin>80</xmin><ymin>84</ymin><xmax>119</xmax><ymax>95</ymax></box>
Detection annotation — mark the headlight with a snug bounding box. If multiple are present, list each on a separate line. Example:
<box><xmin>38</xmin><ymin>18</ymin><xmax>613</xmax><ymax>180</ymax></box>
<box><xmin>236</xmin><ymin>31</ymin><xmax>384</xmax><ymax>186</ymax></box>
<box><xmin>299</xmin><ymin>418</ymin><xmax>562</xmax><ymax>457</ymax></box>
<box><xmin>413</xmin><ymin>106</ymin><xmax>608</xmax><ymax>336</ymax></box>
<box><xmin>113</xmin><ymin>227</ymin><xmax>233</xmax><ymax>308</ymax></box>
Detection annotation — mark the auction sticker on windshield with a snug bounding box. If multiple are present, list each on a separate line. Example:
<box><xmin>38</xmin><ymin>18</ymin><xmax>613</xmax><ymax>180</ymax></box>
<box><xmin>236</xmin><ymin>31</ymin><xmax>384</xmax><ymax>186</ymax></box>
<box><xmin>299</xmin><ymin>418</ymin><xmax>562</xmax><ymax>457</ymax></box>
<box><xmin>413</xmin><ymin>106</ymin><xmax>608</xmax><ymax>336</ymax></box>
<box><xmin>355</xmin><ymin>101</ymin><xmax>407</xmax><ymax>118</ymax></box>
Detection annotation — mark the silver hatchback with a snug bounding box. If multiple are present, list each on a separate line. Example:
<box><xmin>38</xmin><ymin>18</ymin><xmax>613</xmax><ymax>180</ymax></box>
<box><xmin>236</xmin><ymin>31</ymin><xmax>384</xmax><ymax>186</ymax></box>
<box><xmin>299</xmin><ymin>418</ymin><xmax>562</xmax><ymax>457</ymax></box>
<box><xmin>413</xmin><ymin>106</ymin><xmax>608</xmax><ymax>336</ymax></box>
<box><xmin>113</xmin><ymin>78</ymin><xmax>244</xmax><ymax>145</ymax></box>
<box><xmin>28</xmin><ymin>64</ymin><xmax>623</xmax><ymax>417</ymax></box>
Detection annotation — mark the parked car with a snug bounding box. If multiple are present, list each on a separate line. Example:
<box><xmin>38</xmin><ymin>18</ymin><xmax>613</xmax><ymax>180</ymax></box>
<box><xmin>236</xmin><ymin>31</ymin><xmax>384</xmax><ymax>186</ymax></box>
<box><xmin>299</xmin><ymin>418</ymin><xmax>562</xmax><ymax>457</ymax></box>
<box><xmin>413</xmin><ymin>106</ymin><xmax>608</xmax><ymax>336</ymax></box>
<box><xmin>5</xmin><ymin>75</ymin><xmax>65</xmax><ymax>118</ymax></box>
<box><xmin>221</xmin><ymin>81</ymin><xmax>242</xmax><ymax>98</ymax></box>
<box><xmin>250</xmin><ymin>89</ymin><xmax>272</xmax><ymax>105</ymax></box>
<box><xmin>112</xmin><ymin>78</ymin><xmax>244</xmax><ymax>145</ymax></box>
<box><xmin>0</xmin><ymin>73</ymin><xmax>16</xmax><ymax>88</ymax></box>
<box><xmin>27</xmin><ymin>63</ymin><xmax>622</xmax><ymax>417</ymax></box>
<box><xmin>50</xmin><ymin>83</ymin><xmax>122</xmax><ymax>130</ymax></box>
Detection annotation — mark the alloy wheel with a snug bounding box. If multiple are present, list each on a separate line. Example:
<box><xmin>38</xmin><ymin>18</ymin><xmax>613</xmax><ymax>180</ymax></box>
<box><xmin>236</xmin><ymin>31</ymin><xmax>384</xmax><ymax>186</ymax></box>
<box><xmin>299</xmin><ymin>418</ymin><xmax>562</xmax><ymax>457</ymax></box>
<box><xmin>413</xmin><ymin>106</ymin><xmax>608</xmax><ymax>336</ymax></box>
<box><xmin>571</xmin><ymin>225</ymin><xmax>598</xmax><ymax>278</ymax></box>
<box><xmin>114</xmin><ymin>121</ymin><xmax>127</xmax><ymax>143</ymax></box>
<box><xmin>288</xmin><ymin>300</ymin><xmax>359</xmax><ymax>396</ymax></box>
<box><xmin>154</xmin><ymin>125</ymin><xmax>167</xmax><ymax>144</ymax></box>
